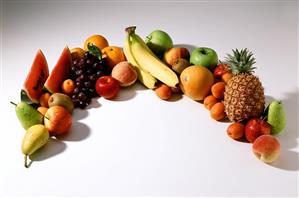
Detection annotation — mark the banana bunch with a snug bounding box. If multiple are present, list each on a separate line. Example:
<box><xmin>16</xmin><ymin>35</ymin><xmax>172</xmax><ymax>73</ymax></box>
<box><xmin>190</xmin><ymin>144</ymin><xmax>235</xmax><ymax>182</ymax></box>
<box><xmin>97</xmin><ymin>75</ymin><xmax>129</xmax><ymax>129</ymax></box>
<box><xmin>124</xmin><ymin>26</ymin><xmax>178</xmax><ymax>89</ymax></box>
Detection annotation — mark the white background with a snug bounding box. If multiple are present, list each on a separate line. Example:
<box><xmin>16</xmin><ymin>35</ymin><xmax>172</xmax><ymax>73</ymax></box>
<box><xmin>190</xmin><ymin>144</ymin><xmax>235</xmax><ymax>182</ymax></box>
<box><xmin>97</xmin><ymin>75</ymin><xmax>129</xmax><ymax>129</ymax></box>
<box><xmin>0</xmin><ymin>0</ymin><xmax>298</xmax><ymax>197</ymax></box>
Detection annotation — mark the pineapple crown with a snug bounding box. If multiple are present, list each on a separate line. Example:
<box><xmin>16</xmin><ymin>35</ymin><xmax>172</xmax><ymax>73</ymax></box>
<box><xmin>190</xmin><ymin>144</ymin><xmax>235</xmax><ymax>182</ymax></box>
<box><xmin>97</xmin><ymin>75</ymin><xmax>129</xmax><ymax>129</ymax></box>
<box><xmin>225</xmin><ymin>48</ymin><xmax>256</xmax><ymax>75</ymax></box>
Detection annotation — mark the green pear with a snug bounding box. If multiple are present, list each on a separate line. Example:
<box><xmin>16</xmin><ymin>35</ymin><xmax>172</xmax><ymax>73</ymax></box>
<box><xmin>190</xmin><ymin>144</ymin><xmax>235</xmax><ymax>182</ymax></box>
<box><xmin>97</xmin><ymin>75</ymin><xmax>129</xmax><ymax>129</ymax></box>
<box><xmin>11</xmin><ymin>101</ymin><xmax>43</xmax><ymax>130</ymax></box>
<box><xmin>22</xmin><ymin>124</ymin><xmax>49</xmax><ymax>168</ymax></box>
<box><xmin>48</xmin><ymin>93</ymin><xmax>74</xmax><ymax>113</ymax></box>
<box><xmin>267</xmin><ymin>100</ymin><xmax>286</xmax><ymax>134</ymax></box>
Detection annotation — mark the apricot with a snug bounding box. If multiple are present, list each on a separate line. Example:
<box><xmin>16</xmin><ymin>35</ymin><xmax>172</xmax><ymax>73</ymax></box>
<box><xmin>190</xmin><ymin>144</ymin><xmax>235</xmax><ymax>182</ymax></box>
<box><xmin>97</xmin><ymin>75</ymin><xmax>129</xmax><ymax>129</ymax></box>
<box><xmin>227</xmin><ymin>122</ymin><xmax>245</xmax><ymax>140</ymax></box>
<box><xmin>222</xmin><ymin>72</ymin><xmax>233</xmax><ymax>84</ymax></box>
<box><xmin>252</xmin><ymin>135</ymin><xmax>280</xmax><ymax>163</ymax></box>
<box><xmin>211</xmin><ymin>82</ymin><xmax>225</xmax><ymax>99</ymax></box>
<box><xmin>39</xmin><ymin>93</ymin><xmax>51</xmax><ymax>107</ymax></box>
<box><xmin>155</xmin><ymin>84</ymin><xmax>172</xmax><ymax>100</ymax></box>
<box><xmin>180</xmin><ymin>66</ymin><xmax>214</xmax><ymax>101</ymax></box>
<box><xmin>210</xmin><ymin>102</ymin><xmax>226</xmax><ymax>120</ymax></box>
<box><xmin>164</xmin><ymin>47</ymin><xmax>190</xmax><ymax>66</ymax></box>
<box><xmin>203</xmin><ymin>95</ymin><xmax>218</xmax><ymax>110</ymax></box>
<box><xmin>62</xmin><ymin>79</ymin><xmax>75</xmax><ymax>95</ymax></box>
<box><xmin>37</xmin><ymin>107</ymin><xmax>48</xmax><ymax>116</ymax></box>
<box><xmin>111</xmin><ymin>61</ymin><xmax>137</xmax><ymax>87</ymax></box>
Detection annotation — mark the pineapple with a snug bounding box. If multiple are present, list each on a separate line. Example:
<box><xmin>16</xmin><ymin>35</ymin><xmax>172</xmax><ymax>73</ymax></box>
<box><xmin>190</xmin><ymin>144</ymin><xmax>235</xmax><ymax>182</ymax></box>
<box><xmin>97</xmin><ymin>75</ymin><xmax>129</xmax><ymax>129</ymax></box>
<box><xmin>224</xmin><ymin>48</ymin><xmax>265</xmax><ymax>122</ymax></box>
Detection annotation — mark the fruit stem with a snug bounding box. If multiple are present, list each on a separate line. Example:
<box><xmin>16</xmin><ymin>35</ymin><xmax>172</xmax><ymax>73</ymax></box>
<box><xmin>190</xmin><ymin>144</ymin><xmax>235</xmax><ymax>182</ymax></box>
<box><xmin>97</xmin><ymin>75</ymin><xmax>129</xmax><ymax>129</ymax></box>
<box><xmin>10</xmin><ymin>101</ymin><xmax>17</xmax><ymax>106</ymax></box>
<box><xmin>125</xmin><ymin>26</ymin><xmax>136</xmax><ymax>35</ymax></box>
<box><xmin>44</xmin><ymin>116</ymin><xmax>50</xmax><ymax>121</ymax></box>
<box><xmin>24</xmin><ymin>155</ymin><xmax>29</xmax><ymax>168</ymax></box>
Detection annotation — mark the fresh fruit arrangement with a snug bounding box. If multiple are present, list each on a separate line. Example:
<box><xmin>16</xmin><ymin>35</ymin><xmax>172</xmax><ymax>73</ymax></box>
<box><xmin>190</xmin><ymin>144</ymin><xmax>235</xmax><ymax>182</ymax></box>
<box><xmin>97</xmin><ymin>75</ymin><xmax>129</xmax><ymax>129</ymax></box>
<box><xmin>12</xmin><ymin>26</ymin><xmax>287</xmax><ymax>168</ymax></box>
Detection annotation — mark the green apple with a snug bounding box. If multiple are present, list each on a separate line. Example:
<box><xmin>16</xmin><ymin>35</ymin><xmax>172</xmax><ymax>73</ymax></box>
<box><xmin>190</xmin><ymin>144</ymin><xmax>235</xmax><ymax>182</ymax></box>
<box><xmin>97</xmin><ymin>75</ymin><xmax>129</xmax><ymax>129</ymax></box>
<box><xmin>145</xmin><ymin>30</ymin><xmax>173</xmax><ymax>57</ymax></box>
<box><xmin>190</xmin><ymin>47</ymin><xmax>218</xmax><ymax>69</ymax></box>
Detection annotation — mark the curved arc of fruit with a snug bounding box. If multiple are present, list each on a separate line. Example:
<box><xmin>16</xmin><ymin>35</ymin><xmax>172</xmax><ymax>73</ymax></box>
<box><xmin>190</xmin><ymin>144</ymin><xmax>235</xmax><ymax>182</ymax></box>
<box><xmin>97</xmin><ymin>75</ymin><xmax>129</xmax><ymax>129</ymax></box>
<box><xmin>129</xmin><ymin>33</ymin><xmax>179</xmax><ymax>88</ymax></box>
<box><xmin>124</xmin><ymin>28</ymin><xmax>157</xmax><ymax>89</ymax></box>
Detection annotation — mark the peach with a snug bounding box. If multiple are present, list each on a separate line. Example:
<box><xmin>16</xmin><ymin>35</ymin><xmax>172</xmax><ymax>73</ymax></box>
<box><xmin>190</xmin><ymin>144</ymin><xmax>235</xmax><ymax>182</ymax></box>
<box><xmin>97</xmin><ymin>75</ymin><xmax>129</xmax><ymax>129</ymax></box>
<box><xmin>163</xmin><ymin>47</ymin><xmax>190</xmax><ymax>66</ymax></box>
<box><xmin>211</xmin><ymin>82</ymin><xmax>225</xmax><ymax>99</ymax></box>
<box><xmin>210</xmin><ymin>102</ymin><xmax>226</xmax><ymax>121</ymax></box>
<box><xmin>44</xmin><ymin>106</ymin><xmax>72</xmax><ymax>136</ymax></box>
<box><xmin>203</xmin><ymin>95</ymin><xmax>218</xmax><ymax>110</ymax></box>
<box><xmin>111</xmin><ymin>61</ymin><xmax>137</xmax><ymax>87</ymax></box>
<box><xmin>61</xmin><ymin>79</ymin><xmax>75</xmax><ymax>95</ymax></box>
<box><xmin>252</xmin><ymin>135</ymin><xmax>280</xmax><ymax>163</ymax></box>
<box><xmin>39</xmin><ymin>93</ymin><xmax>51</xmax><ymax>107</ymax></box>
<box><xmin>227</xmin><ymin>122</ymin><xmax>245</xmax><ymax>140</ymax></box>
<box><xmin>155</xmin><ymin>84</ymin><xmax>172</xmax><ymax>100</ymax></box>
<box><xmin>37</xmin><ymin>106</ymin><xmax>48</xmax><ymax>116</ymax></box>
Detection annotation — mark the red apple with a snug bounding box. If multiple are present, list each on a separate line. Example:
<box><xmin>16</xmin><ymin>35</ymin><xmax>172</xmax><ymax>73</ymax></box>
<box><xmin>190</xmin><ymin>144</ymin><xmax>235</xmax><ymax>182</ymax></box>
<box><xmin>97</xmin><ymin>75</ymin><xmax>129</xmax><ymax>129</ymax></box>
<box><xmin>245</xmin><ymin>118</ymin><xmax>271</xmax><ymax>143</ymax></box>
<box><xmin>213</xmin><ymin>63</ymin><xmax>228</xmax><ymax>78</ymax></box>
<box><xmin>95</xmin><ymin>76</ymin><xmax>120</xmax><ymax>99</ymax></box>
<box><xmin>44</xmin><ymin>106</ymin><xmax>72</xmax><ymax>136</ymax></box>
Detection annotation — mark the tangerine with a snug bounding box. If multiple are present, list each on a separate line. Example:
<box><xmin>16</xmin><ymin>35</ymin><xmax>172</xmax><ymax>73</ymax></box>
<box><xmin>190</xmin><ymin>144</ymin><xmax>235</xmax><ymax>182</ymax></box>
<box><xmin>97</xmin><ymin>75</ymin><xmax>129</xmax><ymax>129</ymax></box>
<box><xmin>84</xmin><ymin>35</ymin><xmax>109</xmax><ymax>51</ymax></box>
<box><xmin>102</xmin><ymin>46</ymin><xmax>126</xmax><ymax>68</ymax></box>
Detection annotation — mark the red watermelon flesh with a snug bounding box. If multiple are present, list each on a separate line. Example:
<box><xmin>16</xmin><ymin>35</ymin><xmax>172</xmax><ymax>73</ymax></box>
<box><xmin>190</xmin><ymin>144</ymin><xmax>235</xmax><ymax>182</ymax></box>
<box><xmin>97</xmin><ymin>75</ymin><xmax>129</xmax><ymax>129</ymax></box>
<box><xmin>23</xmin><ymin>49</ymin><xmax>49</xmax><ymax>103</ymax></box>
<box><xmin>44</xmin><ymin>46</ymin><xmax>72</xmax><ymax>93</ymax></box>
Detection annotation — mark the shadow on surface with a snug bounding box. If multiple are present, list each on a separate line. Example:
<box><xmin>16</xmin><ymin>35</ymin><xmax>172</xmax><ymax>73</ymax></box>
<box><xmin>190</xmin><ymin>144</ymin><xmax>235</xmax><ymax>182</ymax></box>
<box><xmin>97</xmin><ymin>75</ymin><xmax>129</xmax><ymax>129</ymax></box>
<box><xmin>29</xmin><ymin>138</ymin><xmax>67</xmax><ymax>162</ymax></box>
<box><xmin>57</xmin><ymin>121</ymin><xmax>91</xmax><ymax>142</ymax></box>
<box><xmin>268</xmin><ymin>90</ymin><xmax>299</xmax><ymax>171</ymax></box>
<box><xmin>113</xmin><ymin>82</ymin><xmax>147</xmax><ymax>102</ymax></box>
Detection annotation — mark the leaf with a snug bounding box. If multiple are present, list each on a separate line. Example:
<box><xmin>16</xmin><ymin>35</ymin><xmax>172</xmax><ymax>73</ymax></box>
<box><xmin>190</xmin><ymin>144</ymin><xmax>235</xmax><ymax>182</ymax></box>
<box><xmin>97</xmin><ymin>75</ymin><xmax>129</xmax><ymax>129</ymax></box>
<box><xmin>87</xmin><ymin>43</ymin><xmax>102</xmax><ymax>60</ymax></box>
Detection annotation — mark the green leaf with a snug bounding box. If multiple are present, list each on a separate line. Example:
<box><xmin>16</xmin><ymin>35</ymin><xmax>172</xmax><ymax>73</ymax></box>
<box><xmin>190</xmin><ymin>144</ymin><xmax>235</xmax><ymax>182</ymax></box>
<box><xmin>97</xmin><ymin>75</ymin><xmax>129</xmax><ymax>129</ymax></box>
<box><xmin>87</xmin><ymin>43</ymin><xmax>102</xmax><ymax>60</ymax></box>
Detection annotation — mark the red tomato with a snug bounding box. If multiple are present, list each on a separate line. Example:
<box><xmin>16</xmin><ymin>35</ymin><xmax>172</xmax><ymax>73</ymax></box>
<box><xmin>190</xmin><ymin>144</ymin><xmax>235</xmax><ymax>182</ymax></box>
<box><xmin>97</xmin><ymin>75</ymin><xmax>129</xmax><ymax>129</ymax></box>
<box><xmin>95</xmin><ymin>76</ymin><xmax>120</xmax><ymax>99</ymax></box>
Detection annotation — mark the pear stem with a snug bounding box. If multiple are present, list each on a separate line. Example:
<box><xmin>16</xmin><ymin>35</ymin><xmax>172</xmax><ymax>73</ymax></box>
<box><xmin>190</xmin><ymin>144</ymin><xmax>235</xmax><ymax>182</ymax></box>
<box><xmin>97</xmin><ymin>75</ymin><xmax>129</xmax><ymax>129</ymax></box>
<box><xmin>10</xmin><ymin>101</ymin><xmax>17</xmax><ymax>106</ymax></box>
<box><xmin>24</xmin><ymin>155</ymin><xmax>29</xmax><ymax>168</ymax></box>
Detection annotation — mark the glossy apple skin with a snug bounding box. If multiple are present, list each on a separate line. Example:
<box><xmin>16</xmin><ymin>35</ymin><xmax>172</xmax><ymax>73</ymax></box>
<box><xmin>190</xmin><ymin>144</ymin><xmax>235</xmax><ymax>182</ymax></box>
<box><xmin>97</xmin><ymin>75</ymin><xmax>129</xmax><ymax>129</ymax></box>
<box><xmin>190</xmin><ymin>47</ymin><xmax>218</xmax><ymax>69</ymax></box>
<box><xmin>44</xmin><ymin>106</ymin><xmax>72</xmax><ymax>136</ymax></box>
<box><xmin>95</xmin><ymin>76</ymin><xmax>120</xmax><ymax>99</ymax></box>
<box><xmin>213</xmin><ymin>63</ymin><xmax>228</xmax><ymax>78</ymax></box>
<box><xmin>245</xmin><ymin>118</ymin><xmax>271</xmax><ymax>143</ymax></box>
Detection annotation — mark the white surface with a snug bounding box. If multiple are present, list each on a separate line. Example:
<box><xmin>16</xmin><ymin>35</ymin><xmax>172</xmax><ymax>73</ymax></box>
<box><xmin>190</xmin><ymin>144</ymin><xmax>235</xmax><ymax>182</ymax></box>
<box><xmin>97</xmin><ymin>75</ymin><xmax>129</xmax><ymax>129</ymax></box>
<box><xmin>0</xmin><ymin>0</ymin><xmax>298</xmax><ymax>197</ymax></box>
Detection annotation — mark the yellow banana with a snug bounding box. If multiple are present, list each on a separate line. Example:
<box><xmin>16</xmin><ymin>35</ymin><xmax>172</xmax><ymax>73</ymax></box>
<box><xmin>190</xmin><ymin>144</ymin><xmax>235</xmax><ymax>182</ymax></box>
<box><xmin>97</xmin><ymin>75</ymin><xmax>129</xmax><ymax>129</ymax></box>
<box><xmin>126</xmin><ymin>27</ymin><xmax>179</xmax><ymax>88</ymax></box>
<box><xmin>124</xmin><ymin>31</ymin><xmax>157</xmax><ymax>89</ymax></box>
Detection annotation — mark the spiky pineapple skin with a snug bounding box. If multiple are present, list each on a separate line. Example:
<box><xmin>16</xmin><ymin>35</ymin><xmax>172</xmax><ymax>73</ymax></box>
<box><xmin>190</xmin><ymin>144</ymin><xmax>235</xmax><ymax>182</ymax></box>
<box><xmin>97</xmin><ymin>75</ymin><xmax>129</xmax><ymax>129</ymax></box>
<box><xmin>224</xmin><ymin>74</ymin><xmax>265</xmax><ymax>122</ymax></box>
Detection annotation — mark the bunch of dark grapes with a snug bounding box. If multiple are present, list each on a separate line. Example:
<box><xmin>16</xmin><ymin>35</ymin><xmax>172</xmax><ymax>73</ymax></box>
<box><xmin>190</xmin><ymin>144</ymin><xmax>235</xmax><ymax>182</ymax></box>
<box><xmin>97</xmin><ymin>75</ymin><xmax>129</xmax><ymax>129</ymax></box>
<box><xmin>69</xmin><ymin>51</ymin><xmax>111</xmax><ymax>109</ymax></box>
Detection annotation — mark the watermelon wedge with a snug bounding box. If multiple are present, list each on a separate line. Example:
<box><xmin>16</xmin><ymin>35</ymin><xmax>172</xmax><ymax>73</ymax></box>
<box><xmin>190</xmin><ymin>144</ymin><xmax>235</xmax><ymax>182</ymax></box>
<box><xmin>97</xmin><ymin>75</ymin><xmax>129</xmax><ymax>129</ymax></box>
<box><xmin>23</xmin><ymin>49</ymin><xmax>49</xmax><ymax>103</ymax></box>
<box><xmin>44</xmin><ymin>46</ymin><xmax>73</xmax><ymax>93</ymax></box>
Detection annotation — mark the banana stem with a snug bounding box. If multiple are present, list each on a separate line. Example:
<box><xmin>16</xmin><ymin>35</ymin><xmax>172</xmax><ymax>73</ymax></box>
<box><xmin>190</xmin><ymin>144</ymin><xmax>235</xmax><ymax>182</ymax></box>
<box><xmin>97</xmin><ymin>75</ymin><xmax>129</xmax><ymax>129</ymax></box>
<box><xmin>10</xmin><ymin>101</ymin><xmax>17</xmax><ymax>106</ymax></box>
<box><xmin>125</xmin><ymin>26</ymin><xmax>136</xmax><ymax>35</ymax></box>
<box><xmin>24</xmin><ymin>155</ymin><xmax>29</xmax><ymax>168</ymax></box>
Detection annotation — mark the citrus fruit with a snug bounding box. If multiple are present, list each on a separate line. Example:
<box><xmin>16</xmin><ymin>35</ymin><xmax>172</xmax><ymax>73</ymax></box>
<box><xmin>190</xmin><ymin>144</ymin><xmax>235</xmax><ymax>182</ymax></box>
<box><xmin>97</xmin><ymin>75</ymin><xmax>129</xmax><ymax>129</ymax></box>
<box><xmin>84</xmin><ymin>35</ymin><xmax>109</xmax><ymax>51</ymax></box>
<box><xmin>70</xmin><ymin>47</ymin><xmax>85</xmax><ymax>60</ymax></box>
<box><xmin>102</xmin><ymin>46</ymin><xmax>126</xmax><ymax>68</ymax></box>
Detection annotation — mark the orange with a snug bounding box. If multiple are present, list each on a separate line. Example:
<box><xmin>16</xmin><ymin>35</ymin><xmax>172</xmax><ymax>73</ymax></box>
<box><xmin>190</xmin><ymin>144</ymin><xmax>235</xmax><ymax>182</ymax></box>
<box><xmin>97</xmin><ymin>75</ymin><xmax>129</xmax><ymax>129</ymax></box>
<box><xmin>70</xmin><ymin>47</ymin><xmax>85</xmax><ymax>60</ymax></box>
<box><xmin>102</xmin><ymin>46</ymin><xmax>126</xmax><ymax>68</ymax></box>
<box><xmin>39</xmin><ymin>92</ymin><xmax>51</xmax><ymax>107</ymax></box>
<box><xmin>84</xmin><ymin>35</ymin><xmax>109</xmax><ymax>51</ymax></box>
<box><xmin>61</xmin><ymin>79</ymin><xmax>75</xmax><ymax>95</ymax></box>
